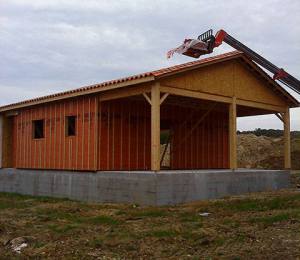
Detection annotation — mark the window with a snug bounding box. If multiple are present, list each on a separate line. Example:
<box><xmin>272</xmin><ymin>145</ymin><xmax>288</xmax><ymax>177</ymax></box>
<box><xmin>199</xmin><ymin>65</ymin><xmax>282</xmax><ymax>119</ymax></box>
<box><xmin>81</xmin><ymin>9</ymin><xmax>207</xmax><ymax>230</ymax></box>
<box><xmin>33</xmin><ymin>120</ymin><xmax>44</xmax><ymax>139</ymax></box>
<box><xmin>66</xmin><ymin>116</ymin><xmax>76</xmax><ymax>136</ymax></box>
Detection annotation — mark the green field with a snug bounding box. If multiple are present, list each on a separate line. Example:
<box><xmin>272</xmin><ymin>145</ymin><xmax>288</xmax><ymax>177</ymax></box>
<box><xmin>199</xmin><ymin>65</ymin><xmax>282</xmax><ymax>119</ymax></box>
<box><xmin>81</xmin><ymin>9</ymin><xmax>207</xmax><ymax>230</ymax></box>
<box><xmin>1</xmin><ymin>174</ymin><xmax>300</xmax><ymax>259</ymax></box>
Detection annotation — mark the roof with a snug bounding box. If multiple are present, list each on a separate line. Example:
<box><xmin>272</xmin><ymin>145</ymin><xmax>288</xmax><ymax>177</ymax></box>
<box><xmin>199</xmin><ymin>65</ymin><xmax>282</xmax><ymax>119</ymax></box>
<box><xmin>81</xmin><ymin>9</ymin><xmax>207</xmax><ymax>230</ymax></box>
<box><xmin>0</xmin><ymin>51</ymin><xmax>298</xmax><ymax>112</ymax></box>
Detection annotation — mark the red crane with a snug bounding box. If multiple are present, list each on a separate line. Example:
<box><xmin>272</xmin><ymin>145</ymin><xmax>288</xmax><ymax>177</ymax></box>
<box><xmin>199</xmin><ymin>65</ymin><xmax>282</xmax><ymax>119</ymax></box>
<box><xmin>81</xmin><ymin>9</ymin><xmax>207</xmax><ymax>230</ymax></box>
<box><xmin>167</xmin><ymin>29</ymin><xmax>300</xmax><ymax>95</ymax></box>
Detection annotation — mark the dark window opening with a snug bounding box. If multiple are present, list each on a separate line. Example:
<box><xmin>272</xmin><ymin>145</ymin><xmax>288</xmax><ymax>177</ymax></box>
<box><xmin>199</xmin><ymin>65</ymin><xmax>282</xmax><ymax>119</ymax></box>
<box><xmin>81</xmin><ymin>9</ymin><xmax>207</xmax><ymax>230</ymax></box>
<box><xmin>66</xmin><ymin>116</ymin><xmax>76</xmax><ymax>136</ymax></box>
<box><xmin>33</xmin><ymin>120</ymin><xmax>44</xmax><ymax>139</ymax></box>
<box><xmin>160</xmin><ymin>129</ymin><xmax>171</xmax><ymax>169</ymax></box>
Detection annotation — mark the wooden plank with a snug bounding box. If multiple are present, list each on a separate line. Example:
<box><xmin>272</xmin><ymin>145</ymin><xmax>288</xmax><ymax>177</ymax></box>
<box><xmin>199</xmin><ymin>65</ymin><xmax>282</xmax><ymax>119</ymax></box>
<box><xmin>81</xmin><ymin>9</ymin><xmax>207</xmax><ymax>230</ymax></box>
<box><xmin>237</xmin><ymin>99</ymin><xmax>286</xmax><ymax>112</ymax></box>
<box><xmin>160</xmin><ymin>85</ymin><xmax>232</xmax><ymax>104</ymax></box>
<box><xmin>100</xmin><ymin>84</ymin><xmax>152</xmax><ymax>102</ymax></box>
<box><xmin>283</xmin><ymin>107</ymin><xmax>291</xmax><ymax>169</ymax></box>
<box><xmin>143</xmin><ymin>93</ymin><xmax>152</xmax><ymax>105</ymax></box>
<box><xmin>229</xmin><ymin>97</ymin><xmax>237</xmax><ymax>169</ymax></box>
<box><xmin>160</xmin><ymin>93</ymin><xmax>169</xmax><ymax>105</ymax></box>
<box><xmin>275</xmin><ymin>113</ymin><xmax>284</xmax><ymax>123</ymax></box>
<box><xmin>151</xmin><ymin>82</ymin><xmax>160</xmax><ymax>171</ymax></box>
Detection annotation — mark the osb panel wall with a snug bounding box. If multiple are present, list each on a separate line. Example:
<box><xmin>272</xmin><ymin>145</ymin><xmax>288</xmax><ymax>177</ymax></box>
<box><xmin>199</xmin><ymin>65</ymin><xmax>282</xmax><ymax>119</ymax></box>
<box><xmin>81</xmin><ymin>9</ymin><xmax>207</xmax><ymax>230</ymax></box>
<box><xmin>161</xmin><ymin>105</ymin><xmax>229</xmax><ymax>169</ymax></box>
<box><xmin>98</xmin><ymin>99</ymin><xmax>151</xmax><ymax>170</ymax></box>
<box><xmin>160</xmin><ymin>59</ymin><xmax>287</xmax><ymax>107</ymax></box>
<box><xmin>13</xmin><ymin>96</ymin><xmax>98</xmax><ymax>171</ymax></box>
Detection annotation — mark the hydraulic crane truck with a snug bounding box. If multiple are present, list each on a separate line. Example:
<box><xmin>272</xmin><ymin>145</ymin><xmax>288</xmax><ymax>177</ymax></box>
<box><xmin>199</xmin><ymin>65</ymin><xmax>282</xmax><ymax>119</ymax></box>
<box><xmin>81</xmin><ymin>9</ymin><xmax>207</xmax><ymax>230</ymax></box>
<box><xmin>167</xmin><ymin>29</ymin><xmax>300</xmax><ymax>95</ymax></box>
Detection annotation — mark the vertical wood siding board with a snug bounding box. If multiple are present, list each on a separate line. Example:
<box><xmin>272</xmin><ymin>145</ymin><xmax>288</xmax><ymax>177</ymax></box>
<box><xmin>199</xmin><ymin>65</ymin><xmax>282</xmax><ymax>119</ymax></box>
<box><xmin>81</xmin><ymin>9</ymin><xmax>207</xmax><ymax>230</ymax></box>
<box><xmin>136</xmin><ymin>103</ymin><xmax>140</xmax><ymax>169</ymax></box>
<box><xmin>121</xmin><ymin>102</ymin><xmax>125</xmax><ymax>170</ymax></box>
<box><xmin>219</xmin><ymin>114</ymin><xmax>222</xmax><ymax>168</ymax></box>
<box><xmin>81</xmin><ymin>99</ymin><xmax>84</xmax><ymax>170</ymax></box>
<box><xmin>53</xmin><ymin>104</ymin><xmax>57</xmax><ymax>169</ymax></box>
<box><xmin>98</xmin><ymin>102</ymin><xmax>103</xmax><ymax>170</ymax></box>
<box><xmin>195</xmin><ymin>114</ymin><xmax>199</xmax><ymax>169</ymax></box>
<box><xmin>106</xmin><ymin>103</ymin><xmax>110</xmax><ymax>170</ymax></box>
<box><xmin>223</xmin><ymin>114</ymin><xmax>226</xmax><ymax>168</ymax></box>
<box><xmin>75</xmin><ymin>99</ymin><xmax>79</xmax><ymax>169</ymax></box>
<box><xmin>143</xmin><ymin>103</ymin><xmax>146</xmax><ymax>169</ymax></box>
<box><xmin>17</xmin><ymin>112</ymin><xmax>20</xmax><ymax>167</ymax></box>
<box><xmin>120</xmin><ymin>102</ymin><xmax>123</xmax><ymax>170</ymax></box>
<box><xmin>58</xmin><ymin>103</ymin><xmax>61</xmax><ymax>169</ymax></box>
<box><xmin>216</xmin><ymin>113</ymin><xmax>220</xmax><ymax>168</ymax></box>
<box><xmin>128</xmin><ymin>105</ymin><xmax>131</xmax><ymax>170</ymax></box>
<box><xmin>115</xmin><ymin>102</ymin><xmax>121</xmax><ymax>170</ymax></box>
<box><xmin>111</xmin><ymin>102</ymin><xmax>115</xmax><ymax>170</ymax></box>
<box><xmin>12</xmin><ymin>117</ymin><xmax>16</xmax><ymax>167</ymax></box>
<box><xmin>185</xmin><ymin>108</ymin><xmax>188</xmax><ymax>169</ymax></box>
<box><xmin>94</xmin><ymin>97</ymin><xmax>98</xmax><ymax>171</ymax></box>
<box><xmin>191</xmin><ymin>108</ymin><xmax>194</xmax><ymax>168</ymax></box>
<box><xmin>24</xmin><ymin>110</ymin><xmax>27</xmax><ymax>168</ymax></box>
<box><xmin>48</xmin><ymin>104</ymin><xmax>51</xmax><ymax>169</ymax></box>
<box><xmin>20</xmin><ymin>111</ymin><xmax>23</xmax><ymax>167</ymax></box>
<box><xmin>77</xmin><ymin>98</ymin><xmax>82</xmax><ymax>170</ymax></box>
<box><xmin>33</xmin><ymin>109</ymin><xmax>36</xmax><ymax>169</ymax></box>
<box><xmin>101</xmin><ymin>103</ymin><xmax>108</xmax><ymax>170</ymax></box>
<box><xmin>87</xmin><ymin>98</ymin><xmax>91</xmax><ymax>170</ymax></box>
<box><xmin>221</xmin><ymin>113</ymin><xmax>224</xmax><ymax>168</ymax></box>
<box><xmin>23</xmin><ymin>111</ymin><xmax>27</xmax><ymax>168</ymax></box>
<box><xmin>44</xmin><ymin>106</ymin><xmax>47</xmax><ymax>169</ymax></box>
<box><xmin>28</xmin><ymin>109</ymin><xmax>31</xmax><ymax>168</ymax></box>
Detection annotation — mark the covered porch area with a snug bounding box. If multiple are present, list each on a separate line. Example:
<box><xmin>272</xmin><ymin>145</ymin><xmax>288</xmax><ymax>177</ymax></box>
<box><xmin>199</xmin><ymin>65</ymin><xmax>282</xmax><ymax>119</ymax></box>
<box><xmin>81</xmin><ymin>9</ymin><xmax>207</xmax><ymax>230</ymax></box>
<box><xmin>99</xmin><ymin>81</ymin><xmax>291</xmax><ymax>172</ymax></box>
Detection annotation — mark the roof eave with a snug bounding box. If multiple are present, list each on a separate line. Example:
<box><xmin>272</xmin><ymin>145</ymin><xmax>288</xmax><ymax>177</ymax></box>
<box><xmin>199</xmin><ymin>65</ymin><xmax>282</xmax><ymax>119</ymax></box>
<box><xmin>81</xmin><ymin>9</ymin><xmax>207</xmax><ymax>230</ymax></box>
<box><xmin>0</xmin><ymin>75</ymin><xmax>155</xmax><ymax>113</ymax></box>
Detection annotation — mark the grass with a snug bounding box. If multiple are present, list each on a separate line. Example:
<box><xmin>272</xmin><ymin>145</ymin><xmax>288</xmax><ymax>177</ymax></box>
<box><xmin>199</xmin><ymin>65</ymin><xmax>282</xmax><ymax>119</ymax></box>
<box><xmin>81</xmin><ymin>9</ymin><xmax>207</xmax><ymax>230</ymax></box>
<box><xmin>1</xmin><ymin>190</ymin><xmax>300</xmax><ymax>259</ymax></box>
<box><xmin>249</xmin><ymin>213</ymin><xmax>290</xmax><ymax>226</ymax></box>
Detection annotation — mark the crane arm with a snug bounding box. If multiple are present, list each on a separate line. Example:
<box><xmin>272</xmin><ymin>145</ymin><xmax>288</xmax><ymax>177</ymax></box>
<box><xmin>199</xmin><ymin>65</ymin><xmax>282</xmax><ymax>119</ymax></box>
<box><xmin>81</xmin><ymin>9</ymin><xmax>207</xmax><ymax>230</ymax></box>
<box><xmin>168</xmin><ymin>29</ymin><xmax>300</xmax><ymax>95</ymax></box>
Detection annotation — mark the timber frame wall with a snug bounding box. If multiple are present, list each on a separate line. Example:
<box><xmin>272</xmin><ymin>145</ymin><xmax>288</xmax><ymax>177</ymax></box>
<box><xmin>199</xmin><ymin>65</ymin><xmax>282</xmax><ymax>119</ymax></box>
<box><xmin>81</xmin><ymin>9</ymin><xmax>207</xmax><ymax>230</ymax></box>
<box><xmin>0</xmin><ymin>55</ymin><xmax>296</xmax><ymax>171</ymax></box>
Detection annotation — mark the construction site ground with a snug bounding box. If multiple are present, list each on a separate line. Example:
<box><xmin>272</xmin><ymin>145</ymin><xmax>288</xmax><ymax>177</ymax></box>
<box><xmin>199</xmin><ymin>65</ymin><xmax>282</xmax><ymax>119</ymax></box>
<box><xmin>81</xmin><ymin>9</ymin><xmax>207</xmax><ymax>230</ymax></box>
<box><xmin>1</xmin><ymin>171</ymin><xmax>299</xmax><ymax>259</ymax></box>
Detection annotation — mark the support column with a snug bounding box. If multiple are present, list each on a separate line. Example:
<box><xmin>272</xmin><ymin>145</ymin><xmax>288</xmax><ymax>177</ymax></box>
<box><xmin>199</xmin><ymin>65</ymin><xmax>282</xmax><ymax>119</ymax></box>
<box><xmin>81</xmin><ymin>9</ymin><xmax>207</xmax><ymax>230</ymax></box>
<box><xmin>151</xmin><ymin>83</ymin><xmax>160</xmax><ymax>171</ymax></box>
<box><xmin>283</xmin><ymin>107</ymin><xmax>291</xmax><ymax>169</ymax></box>
<box><xmin>229</xmin><ymin>97</ymin><xmax>237</xmax><ymax>170</ymax></box>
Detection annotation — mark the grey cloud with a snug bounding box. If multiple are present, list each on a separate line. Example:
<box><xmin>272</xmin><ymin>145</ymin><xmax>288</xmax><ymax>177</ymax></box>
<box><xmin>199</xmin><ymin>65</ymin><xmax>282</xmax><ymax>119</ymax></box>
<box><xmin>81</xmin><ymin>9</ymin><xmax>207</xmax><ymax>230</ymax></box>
<box><xmin>0</xmin><ymin>0</ymin><xmax>299</xmax><ymax>129</ymax></box>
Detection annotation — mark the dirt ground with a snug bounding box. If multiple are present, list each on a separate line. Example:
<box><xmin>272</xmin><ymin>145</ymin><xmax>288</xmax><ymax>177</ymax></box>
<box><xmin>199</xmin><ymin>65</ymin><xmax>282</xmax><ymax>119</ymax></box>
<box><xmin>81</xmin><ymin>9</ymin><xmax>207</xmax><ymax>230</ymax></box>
<box><xmin>1</xmin><ymin>171</ymin><xmax>300</xmax><ymax>259</ymax></box>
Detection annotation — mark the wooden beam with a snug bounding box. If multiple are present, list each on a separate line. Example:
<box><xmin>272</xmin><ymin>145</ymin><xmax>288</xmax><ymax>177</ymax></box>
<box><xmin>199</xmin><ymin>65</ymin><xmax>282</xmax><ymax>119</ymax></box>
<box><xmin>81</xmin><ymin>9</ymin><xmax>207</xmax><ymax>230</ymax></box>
<box><xmin>236</xmin><ymin>99</ymin><xmax>286</xmax><ymax>112</ymax></box>
<box><xmin>99</xmin><ymin>85</ymin><xmax>151</xmax><ymax>102</ymax></box>
<box><xmin>229</xmin><ymin>97</ymin><xmax>237</xmax><ymax>170</ymax></box>
<box><xmin>151</xmin><ymin>82</ymin><xmax>160</xmax><ymax>171</ymax></box>
<box><xmin>160</xmin><ymin>85</ymin><xmax>232</xmax><ymax>104</ymax></box>
<box><xmin>161</xmin><ymin>85</ymin><xmax>287</xmax><ymax>113</ymax></box>
<box><xmin>275</xmin><ymin>113</ymin><xmax>284</xmax><ymax>123</ymax></box>
<box><xmin>143</xmin><ymin>93</ymin><xmax>152</xmax><ymax>105</ymax></box>
<box><xmin>160</xmin><ymin>93</ymin><xmax>169</xmax><ymax>105</ymax></box>
<box><xmin>283</xmin><ymin>108</ymin><xmax>291</xmax><ymax>169</ymax></box>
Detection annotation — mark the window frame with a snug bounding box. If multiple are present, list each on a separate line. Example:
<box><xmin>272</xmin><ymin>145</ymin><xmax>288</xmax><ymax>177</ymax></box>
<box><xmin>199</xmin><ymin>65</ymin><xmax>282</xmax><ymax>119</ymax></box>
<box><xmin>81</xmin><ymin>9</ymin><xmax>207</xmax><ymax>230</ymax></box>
<box><xmin>65</xmin><ymin>115</ymin><xmax>77</xmax><ymax>137</ymax></box>
<box><xmin>32</xmin><ymin>119</ymin><xmax>45</xmax><ymax>139</ymax></box>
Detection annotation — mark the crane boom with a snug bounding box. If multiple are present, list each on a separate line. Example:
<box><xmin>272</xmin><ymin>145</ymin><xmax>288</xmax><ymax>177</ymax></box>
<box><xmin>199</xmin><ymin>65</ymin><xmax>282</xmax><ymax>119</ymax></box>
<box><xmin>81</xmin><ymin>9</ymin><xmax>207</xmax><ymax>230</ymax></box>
<box><xmin>167</xmin><ymin>29</ymin><xmax>300</xmax><ymax>95</ymax></box>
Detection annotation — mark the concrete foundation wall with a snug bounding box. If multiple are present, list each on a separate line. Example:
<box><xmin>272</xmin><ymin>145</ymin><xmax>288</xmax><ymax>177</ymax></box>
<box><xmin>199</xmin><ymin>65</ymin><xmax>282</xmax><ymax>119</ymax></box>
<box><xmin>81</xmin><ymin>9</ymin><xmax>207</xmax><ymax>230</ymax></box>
<box><xmin>0</xmin><ymin>168</ymin><xmax>290</xmax><ymax>205</ymax></box>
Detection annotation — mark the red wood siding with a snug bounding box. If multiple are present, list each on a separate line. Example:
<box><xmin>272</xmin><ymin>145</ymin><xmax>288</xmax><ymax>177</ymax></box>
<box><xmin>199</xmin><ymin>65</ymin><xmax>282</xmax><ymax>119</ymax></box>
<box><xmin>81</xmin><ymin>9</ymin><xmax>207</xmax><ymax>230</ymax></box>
<box><xmin>98</xmin><ymin>99</ymin><xmax>151</xmax><ymax>170</ymax></box>
<box><xmin>161</xmin><ymin>104</ymin><xmax>229</xmax><ymax>169</ymax></box>
<box><xmin>13</xmin><ymin>96</ymin><xmax>98</xmax><ymax>171</ymax></box>
<box><xmin>11</xmin><ymin>96</ymin><xmax>228</xmax><ymax>171</ymax></box>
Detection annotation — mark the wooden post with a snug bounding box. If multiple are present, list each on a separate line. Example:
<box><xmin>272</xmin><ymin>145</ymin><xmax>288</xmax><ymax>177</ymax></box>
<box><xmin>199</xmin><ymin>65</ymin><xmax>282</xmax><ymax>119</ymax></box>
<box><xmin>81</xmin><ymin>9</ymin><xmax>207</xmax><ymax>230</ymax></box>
<box><xmin>283</xmin><ymin>107</ymin><xmax>291</xmax><ymax>169</ymax></box>
<box><xmin>229</xmin><ymin>97</ymin><xmax>237</xmax><ymax>169</ymax></box>
<box><xmin>151</xmin><ymin>83</ymin><xmax>160</xmax><ymax>171</ymax></box>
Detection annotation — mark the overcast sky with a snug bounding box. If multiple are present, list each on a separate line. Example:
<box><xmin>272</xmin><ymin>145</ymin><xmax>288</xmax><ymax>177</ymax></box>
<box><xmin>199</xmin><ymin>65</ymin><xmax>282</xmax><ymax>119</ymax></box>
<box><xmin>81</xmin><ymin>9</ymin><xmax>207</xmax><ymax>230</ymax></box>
<box><xmin>0</xmin><ymin>0</ymin><xmax>299</xmax><ymax>130</ymax></box>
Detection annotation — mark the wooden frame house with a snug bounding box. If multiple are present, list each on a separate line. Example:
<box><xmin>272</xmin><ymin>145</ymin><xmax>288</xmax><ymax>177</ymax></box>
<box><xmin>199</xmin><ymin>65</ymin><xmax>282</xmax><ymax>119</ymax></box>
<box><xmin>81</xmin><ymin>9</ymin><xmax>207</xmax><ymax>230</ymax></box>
<box><xmin>0</xmin><ymin>51</ymin><xmax>298</xmax><ymax>172</ymax></box>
